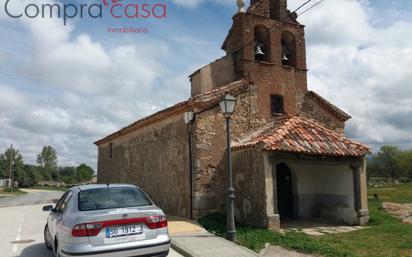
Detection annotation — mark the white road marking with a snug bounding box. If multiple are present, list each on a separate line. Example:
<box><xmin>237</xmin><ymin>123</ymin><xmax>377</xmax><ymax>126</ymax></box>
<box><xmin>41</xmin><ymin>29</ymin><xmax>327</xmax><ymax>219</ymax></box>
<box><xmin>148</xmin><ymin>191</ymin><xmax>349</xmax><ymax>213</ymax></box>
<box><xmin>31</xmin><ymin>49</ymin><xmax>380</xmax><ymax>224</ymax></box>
<box><xmin>12</xmin><ymin>206</ymin><xmax>27</xmax><ymax>253</ymax></box>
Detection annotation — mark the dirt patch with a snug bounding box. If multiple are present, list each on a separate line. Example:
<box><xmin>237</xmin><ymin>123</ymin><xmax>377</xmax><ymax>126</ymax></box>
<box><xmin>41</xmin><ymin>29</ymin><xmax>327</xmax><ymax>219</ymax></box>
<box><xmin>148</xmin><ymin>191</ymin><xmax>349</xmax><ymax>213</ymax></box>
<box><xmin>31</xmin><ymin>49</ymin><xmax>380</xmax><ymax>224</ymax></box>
<box><xmin>382</xmin><ymin>202</ymin><xmax>412</xmax><ymax>224</ymax></box>
<box><xmin>260</xmin><ymin>245</ymin><xmax>315</xmax><ymax>257</ymax></box>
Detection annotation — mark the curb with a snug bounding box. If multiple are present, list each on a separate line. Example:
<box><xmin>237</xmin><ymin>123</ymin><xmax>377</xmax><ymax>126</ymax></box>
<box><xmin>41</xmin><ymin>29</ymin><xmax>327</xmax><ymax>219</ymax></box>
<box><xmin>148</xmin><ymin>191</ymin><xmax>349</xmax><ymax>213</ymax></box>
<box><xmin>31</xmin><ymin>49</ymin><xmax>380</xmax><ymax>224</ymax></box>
<box><xmin>171</xmin><ymin>239</ymin><xmax>201</xmax><ymax>257</ymax></box>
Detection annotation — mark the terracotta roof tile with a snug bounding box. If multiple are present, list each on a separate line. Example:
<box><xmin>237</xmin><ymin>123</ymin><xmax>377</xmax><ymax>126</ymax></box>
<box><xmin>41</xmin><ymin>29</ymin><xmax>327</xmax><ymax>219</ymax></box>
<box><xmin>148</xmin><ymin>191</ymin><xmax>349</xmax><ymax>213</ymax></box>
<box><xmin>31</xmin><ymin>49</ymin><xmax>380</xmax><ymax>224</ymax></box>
<box><xmin>233</xmin><ymin>116</ymin><xmax>370</xmax><ymax>157</ymax></box>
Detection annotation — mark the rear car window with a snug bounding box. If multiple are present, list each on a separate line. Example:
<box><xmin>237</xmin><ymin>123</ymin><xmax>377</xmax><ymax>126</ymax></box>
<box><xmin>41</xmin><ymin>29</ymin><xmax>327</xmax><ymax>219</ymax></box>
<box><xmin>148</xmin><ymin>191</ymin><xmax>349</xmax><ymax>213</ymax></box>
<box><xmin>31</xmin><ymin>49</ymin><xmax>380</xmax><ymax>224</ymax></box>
<box><xmin>78</xmin><ymin>187</ymin><xmax>153</xmax><ymax>211</ymax></box>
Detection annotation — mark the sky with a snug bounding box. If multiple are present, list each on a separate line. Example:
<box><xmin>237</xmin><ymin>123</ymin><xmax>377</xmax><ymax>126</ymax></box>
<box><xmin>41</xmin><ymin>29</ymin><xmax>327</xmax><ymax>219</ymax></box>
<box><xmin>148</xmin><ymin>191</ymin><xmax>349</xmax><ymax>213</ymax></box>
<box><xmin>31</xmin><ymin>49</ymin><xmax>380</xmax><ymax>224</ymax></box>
<box><xmin>0</xmin><ymin>0</ymin><xmax>411</xmax><ymax>170</ymax></box>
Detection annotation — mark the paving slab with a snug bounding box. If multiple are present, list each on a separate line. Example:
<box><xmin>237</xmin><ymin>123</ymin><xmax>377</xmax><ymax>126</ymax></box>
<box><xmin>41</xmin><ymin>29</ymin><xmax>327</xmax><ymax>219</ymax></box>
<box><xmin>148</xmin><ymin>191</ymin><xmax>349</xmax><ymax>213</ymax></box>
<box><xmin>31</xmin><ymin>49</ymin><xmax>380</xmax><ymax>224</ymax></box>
<box><xmin>172</xmin><ymin>231</ymin><xmax>259</xmax><ymax>257</ymax></box>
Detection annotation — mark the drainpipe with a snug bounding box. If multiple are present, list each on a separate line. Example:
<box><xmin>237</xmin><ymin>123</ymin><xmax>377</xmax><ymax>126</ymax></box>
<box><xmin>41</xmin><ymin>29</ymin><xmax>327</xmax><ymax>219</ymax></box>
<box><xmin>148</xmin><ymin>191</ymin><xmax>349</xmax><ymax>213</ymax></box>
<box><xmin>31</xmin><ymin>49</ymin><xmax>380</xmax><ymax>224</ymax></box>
<box><xmin>184</xmin><ymin>111</ymin><xmax>195</xmax><ymax>220</ymax></box>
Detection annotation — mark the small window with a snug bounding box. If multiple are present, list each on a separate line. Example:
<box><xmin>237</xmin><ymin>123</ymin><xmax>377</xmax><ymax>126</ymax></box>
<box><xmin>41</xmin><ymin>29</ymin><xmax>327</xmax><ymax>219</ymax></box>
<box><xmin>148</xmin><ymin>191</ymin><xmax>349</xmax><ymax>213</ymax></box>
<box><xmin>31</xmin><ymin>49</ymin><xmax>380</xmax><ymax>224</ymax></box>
<box><xmin>109</xmin><ymin>143</ymin><xmax>113</xmax><ymax>160</ymax></box>
<box><xmin>271</xmin><ymin>95</ymin><xmax>284</xmax><ymax>115</ymax></box>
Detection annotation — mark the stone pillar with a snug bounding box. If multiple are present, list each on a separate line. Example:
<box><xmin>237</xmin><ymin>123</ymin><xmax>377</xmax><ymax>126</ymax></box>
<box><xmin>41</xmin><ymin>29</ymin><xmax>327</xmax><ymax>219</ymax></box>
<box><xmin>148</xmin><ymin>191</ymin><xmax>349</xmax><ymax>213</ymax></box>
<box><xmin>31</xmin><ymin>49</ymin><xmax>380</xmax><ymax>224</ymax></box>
<box><xmin>352</xmin><ymin>158</ymin><xmax>369</xmax><ymax>225</ymax></box>
<box><xmin>265</xmin><ymin>154</ymin><xmax>280</xmax><ymax>231</ymax></box>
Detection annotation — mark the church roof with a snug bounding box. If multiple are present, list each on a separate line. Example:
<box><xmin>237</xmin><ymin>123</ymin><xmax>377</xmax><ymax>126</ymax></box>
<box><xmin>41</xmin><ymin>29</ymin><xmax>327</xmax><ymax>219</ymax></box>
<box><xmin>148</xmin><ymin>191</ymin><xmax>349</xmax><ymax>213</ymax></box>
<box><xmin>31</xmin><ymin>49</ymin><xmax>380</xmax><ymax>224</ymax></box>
<box><xmin>94</xmin><ymin>80</ymin><xmax>250</xmax><ymax>145</ymax></box>
<box><xmin>232</xmin><ymin>116</ymin><xmax>370</xmax><ymax>157</ymax></box>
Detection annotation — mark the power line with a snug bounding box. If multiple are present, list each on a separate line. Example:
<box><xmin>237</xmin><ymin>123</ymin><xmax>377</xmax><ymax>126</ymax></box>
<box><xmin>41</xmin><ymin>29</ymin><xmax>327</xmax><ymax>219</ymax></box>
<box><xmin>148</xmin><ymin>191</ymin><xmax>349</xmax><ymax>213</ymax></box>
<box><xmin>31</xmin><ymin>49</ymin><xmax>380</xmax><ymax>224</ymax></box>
<box><xmin>232</xmin><ymin>0</ymin><xmax>314</xmax><ymax>53</ymax></box>
<box><xmin>298</xmin><ymin>0</ymin><xmax>325</xmax><ymax>16</ymax></box>
<box><xmin>0</xmin><ymin>69</ymin><xmax>73</xmax><ymax>86</ymax></box>
<box><xmin>233</xmin><ymin>0</ymin><xmax>326</xmax><ymax>55</ymax></box>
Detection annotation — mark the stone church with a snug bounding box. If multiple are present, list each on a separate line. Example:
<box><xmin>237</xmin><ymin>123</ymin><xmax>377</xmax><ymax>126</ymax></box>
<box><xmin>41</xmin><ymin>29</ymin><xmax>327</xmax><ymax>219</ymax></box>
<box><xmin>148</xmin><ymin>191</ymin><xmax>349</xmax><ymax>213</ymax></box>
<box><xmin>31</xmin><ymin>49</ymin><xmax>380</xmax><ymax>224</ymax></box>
<box><xmin>95</xmin><ymin>0</ymin><xmax>370</xmax><ymax>230</ymax></box>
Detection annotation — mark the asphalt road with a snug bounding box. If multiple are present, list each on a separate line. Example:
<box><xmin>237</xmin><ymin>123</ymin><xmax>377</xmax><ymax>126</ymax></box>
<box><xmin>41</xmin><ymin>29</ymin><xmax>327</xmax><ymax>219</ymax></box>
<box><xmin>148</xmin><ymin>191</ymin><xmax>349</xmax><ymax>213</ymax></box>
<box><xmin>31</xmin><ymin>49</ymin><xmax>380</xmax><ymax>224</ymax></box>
<box><xmin>0</xmin><ymin>190</ymin><xmax>183</xmax><ymax>257</ymax></box>
<box><xmin>0</xmin><ymin>189</ymin><xmax>63</xmax><ymax>208</ymax></box>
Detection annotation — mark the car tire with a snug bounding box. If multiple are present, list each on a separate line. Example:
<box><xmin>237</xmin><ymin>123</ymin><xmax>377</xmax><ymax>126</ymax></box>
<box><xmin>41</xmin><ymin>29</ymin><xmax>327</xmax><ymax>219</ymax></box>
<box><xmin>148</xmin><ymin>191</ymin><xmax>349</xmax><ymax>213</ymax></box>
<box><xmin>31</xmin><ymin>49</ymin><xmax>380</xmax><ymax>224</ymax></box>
<box><xmin>159</xmin><ymin>251</ymin><xmax>169</xmax><ymax>257</ymax></box>
<box><xmin>55</xmin><ymin>238</ymin><xmax>61</xmax><ymax>257</ymax></box>
<box><xmin>44</xmin><ymin>225</ymin><xmax>52</xmax><ymax>250</ymax></box>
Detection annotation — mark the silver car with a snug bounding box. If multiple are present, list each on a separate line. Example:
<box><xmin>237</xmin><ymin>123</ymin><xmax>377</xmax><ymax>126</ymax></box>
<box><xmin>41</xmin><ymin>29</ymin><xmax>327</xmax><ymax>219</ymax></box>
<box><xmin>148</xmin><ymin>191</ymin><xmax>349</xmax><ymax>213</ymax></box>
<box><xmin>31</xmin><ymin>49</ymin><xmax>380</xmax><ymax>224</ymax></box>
<box><xmin>42</xmin><ymin>184</ymin><xmax>170</xmax><ymax>257</ymax></box>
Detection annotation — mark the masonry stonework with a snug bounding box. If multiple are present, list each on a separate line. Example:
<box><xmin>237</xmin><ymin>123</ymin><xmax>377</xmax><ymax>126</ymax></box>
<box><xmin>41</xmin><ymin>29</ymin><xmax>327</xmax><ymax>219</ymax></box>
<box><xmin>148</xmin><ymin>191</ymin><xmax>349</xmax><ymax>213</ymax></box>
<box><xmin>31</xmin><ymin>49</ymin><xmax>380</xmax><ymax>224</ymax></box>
<box><xmin>97</xmin><ymin>115</ymin><xmax>191</xmax><ymax>218</ymax></box>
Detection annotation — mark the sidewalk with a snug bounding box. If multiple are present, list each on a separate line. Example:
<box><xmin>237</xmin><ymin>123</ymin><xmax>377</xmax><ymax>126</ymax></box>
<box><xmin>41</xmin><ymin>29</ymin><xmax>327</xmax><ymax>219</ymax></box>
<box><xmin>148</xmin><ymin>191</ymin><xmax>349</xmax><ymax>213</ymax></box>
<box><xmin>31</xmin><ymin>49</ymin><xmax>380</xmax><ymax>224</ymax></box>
<box><xmin>167</xmin><ymin>218</ymin><xmax>314</xmax><ymax>257</ymax></box>
<box><xmin>168</xmin><ymin>217</ymin><xmax>258</xmax><ymax>257</ymax></box>
<box><xmin>171</xmin><ymin>231</ymin><xmax>259</xmax><ymax>257</ymax></box>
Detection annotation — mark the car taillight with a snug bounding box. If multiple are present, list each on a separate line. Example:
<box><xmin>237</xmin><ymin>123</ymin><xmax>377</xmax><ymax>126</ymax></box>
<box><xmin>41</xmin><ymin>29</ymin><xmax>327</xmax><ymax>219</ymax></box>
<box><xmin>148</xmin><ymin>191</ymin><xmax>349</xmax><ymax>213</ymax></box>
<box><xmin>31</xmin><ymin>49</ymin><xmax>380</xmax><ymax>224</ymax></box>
<box><xmin>72</xmin><ymin>222</ymin><xmax>103</xmax><ymax>237</ymax></box>
<box><xmin>144</xmin><ymin>215</ymin><xmax>167</xmax><ymax>229</ymax></box>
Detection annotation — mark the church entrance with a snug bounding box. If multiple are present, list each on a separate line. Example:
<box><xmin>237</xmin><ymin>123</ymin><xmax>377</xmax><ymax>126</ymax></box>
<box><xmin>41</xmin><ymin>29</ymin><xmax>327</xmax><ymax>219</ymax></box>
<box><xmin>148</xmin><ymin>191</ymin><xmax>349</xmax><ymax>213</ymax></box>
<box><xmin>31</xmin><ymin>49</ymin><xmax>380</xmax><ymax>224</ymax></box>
<box><xmin>276</xmin><ymin>163</ymin><xmax>294</xmax><ymax>218</ymax></box>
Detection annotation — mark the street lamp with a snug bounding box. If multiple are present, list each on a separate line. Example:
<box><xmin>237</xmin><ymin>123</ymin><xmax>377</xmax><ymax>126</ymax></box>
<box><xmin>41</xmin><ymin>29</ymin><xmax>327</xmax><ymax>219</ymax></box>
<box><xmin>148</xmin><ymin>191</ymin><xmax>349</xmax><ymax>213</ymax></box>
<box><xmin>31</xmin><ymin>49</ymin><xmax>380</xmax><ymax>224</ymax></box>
<box><xmin>183</xmin><ymin>111</ymin><xmax>195</xmax><ymax>220</ymax></box>
<box><xmin>219</xmin><ymin>94</ymin><xmax>237</xmax><ymax>242</ymax></box>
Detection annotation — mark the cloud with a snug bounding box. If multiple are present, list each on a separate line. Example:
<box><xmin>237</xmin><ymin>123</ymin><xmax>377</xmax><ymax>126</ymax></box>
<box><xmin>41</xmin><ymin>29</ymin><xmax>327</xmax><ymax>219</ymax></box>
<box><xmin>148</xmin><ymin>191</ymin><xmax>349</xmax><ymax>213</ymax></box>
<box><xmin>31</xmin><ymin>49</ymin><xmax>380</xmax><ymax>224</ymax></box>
<box><xmin>289</xmin><ymin>0</ymin><xmax>412</xmax><ymax>151</ymax></box>
<box><xmin>0</xmin><ymin>0</ymin><xmax>183</xmax><ymax>169</ymax></box>
<box><xmin>171</xmin><ymin>0</ymin><xmax>233</xmax><ymax>8</ymax></box>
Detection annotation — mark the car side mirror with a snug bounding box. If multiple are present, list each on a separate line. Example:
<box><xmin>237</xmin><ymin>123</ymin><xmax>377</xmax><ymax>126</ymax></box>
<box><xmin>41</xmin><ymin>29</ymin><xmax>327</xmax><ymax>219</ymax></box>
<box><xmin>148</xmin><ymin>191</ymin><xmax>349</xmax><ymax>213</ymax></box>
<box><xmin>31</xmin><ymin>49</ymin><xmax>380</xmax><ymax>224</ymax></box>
<box><xmin>43</xmin><ymin>205</ymin><xmax>54</xmax><ymax>212</ymax></box>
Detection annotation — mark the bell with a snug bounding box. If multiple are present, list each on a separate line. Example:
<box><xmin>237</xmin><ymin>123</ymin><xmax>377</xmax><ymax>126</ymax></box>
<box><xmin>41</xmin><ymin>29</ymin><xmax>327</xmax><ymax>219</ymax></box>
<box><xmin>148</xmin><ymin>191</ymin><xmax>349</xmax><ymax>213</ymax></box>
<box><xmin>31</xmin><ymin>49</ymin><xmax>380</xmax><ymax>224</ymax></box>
<box><xmin>255</xmin><ymin>44</ymin><xmax>265</xmax><ymax>58</ymax></box>
<box><xmin>282</xmin><ymin>52</ymin><xmax>289</xmax><ymax>61</ymax></box>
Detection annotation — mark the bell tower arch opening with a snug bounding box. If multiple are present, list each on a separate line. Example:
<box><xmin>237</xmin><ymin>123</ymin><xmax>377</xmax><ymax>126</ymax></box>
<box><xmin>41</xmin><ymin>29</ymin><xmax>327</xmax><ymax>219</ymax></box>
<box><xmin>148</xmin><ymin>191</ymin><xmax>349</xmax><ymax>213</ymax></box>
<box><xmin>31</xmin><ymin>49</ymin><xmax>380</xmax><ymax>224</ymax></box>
<box><xmin>281</xmin><ymin>31</ymin><xmax>296</xmax><ymax>67</ymax></box>
<box><xmin>254</xmin><ymin>25</ymin><xmax>271</xmax><ymax>62</ymax></box>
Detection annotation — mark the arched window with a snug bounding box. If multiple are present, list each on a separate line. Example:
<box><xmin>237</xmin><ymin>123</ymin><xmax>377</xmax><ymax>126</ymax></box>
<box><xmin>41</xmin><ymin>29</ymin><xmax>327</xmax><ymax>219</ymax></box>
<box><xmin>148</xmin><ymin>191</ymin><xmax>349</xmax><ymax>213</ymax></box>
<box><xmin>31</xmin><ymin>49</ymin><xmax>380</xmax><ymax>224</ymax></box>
<box><xmin>281</xmin><ymin>31</ymin><xmax>296</xmax><ymax>67</ymax></box>
<box><xmin>254</xmin><ymin>25</ymin><xmax>270</xmax><ymax>62</ymax></box>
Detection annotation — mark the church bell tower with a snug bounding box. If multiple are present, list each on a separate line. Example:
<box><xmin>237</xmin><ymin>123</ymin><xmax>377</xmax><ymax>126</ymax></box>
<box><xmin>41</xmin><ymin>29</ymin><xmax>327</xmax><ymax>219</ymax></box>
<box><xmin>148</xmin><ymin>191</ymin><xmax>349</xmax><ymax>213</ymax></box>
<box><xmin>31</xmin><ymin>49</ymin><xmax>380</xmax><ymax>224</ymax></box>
<box><xmin>222</xmin><ymin>0</ymin><xmax>308</xmax><ymax>118</ymax></box>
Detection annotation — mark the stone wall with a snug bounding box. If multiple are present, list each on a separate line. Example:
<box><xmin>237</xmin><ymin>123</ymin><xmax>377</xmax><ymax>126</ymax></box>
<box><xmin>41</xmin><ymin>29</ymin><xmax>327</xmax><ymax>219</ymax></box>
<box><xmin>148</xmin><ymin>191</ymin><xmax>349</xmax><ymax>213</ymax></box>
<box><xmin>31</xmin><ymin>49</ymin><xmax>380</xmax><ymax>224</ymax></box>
<box><xmin>232</xmin><ymin>148</ymin><xmax>268</xmax><ymax>228</ymax></box>
<box><xmin>192</xmin><ymin>85</ymin><xmax>267</xmax><ymax>217</ymax></box>
<box><xmin>190</xmin><ymin>56</ymin><xmax>236</xmax><ymax>96</ymax></box>
<box><xmin>97</xmin><ymin>114</ymin><xmax>191</xmax><ymax>218</ymax></box>
<box><xmin>299</xmin><ymin>94</ymin><xmax>346</xmax><ymax>133</ymax></box>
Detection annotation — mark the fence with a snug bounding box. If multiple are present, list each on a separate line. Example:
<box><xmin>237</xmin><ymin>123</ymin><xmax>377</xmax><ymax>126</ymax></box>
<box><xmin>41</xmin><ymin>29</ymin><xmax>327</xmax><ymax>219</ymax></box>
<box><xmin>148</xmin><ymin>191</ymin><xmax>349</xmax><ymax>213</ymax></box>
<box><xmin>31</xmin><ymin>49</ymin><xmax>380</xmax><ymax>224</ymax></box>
<box><xmin>0</xmin><ymin>179</ymin><xmax>11</xmax><ymax>188</ymax></box>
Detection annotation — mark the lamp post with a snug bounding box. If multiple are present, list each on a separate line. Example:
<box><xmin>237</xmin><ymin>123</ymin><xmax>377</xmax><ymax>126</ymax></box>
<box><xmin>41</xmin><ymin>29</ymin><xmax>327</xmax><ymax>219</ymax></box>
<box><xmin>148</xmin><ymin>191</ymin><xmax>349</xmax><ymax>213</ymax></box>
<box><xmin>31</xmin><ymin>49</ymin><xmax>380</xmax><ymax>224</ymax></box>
<box><xmin>9</xmin><ymin>144</ymin><xmax>14</xmax><ymax>191</ymax></box>
<box><xmin>219</xmin><ymin>94</ymin><xmax>237</xmax><ymax>242</ymax></box>
<box><xmin>183</xmin><ymin>111</ymin><xmax>195</xmax><ymax>220</ymax></box>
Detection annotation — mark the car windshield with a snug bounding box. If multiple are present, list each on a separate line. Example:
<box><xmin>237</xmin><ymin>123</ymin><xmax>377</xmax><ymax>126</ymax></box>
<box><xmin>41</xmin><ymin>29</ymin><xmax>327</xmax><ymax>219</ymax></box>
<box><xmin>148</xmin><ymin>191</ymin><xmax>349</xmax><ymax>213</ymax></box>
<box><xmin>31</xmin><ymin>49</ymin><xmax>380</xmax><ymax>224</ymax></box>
<box><xmin>78</xmin><ymin>187</ymin><xmax>153</xmax><ymax>211</ymax></box>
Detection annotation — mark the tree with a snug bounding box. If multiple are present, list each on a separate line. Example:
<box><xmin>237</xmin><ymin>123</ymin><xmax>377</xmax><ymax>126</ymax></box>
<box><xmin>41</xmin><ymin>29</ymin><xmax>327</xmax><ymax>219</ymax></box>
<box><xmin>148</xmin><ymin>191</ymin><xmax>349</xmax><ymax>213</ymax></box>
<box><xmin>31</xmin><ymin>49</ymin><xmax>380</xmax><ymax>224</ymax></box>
<box><xmin>59</xmin><ymin>166</ymin><xmax>75</xmax><ymax>177</ymax></box>
<box><xmin>37</xmin><ymin>146</ymin><xmax>58</xmax><ymax>169</ymax></box>
<box><xmin>373</xmin><ymin>145</ymin><xmax>402</xmax><ymax>179</ymax></box>
<box><xmin>59</xmin><ymin>166</ymin><xmax>76</xmax><ymax>184</ymax></box>
<box><xmin>19</xmin><ymin>165</ymin><xmax>40</xmax><ymax>187</ymax></box>
<box><xmin>0</xmin><ymin>147</ymin><xmax>24</xmax><ymax>187</ymax></box>
<box><xmin>76</xmin><ymin>164</ymin><xmax>94</xmax><ymax>182</ymax></box>
<box><xmin>398</xmin><ymin>150</ymin><xmax>412</xmax><ymax>179</ymax></box>
<box><xmin>37</xmin><ymin>146</ymin><xmax>58</xmax><ymax>180</ymax></box>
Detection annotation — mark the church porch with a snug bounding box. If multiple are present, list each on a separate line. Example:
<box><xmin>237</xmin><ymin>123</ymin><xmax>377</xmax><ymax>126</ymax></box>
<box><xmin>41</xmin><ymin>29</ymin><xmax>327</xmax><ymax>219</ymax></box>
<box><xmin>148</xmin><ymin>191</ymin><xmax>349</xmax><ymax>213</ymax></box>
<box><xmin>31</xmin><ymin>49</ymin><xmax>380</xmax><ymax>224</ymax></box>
<box><xmin>232</xmin><ymin>116</ymin><xmax>370</xmax><ymax>230</ymax></box>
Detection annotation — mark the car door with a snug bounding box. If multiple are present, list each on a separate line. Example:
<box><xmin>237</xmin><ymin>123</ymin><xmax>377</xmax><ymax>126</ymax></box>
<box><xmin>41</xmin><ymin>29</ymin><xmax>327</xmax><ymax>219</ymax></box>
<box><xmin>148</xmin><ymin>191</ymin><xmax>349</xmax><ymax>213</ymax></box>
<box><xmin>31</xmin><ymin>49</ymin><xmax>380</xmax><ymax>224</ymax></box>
<box><xmin>49</xmin><ymin>191</ymin><xmax>70</xmax><ymax>241</ymax></box>
<box><xmin>55</xmin><ymin>190</ymin><xmax>73</xmax><ymax>242</ymax></box>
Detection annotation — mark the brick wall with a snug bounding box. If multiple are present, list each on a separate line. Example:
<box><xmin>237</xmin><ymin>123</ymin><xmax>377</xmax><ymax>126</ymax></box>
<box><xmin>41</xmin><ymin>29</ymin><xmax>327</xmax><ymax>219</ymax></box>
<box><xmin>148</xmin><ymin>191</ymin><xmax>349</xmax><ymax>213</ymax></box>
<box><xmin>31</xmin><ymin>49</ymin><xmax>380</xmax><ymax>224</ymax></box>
<box><xmin>223</xmin><ymin>11</ymin><xmax>308</xmax><ymax>120</ymax></box>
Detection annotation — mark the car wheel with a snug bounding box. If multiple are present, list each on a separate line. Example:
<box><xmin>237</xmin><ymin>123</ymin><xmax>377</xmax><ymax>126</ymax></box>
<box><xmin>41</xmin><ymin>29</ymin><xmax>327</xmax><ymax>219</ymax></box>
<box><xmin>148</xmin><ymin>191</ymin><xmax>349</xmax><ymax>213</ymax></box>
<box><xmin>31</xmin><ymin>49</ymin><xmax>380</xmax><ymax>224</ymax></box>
<box><xmin>44</xmin><ymin>225</ymin><xmax>52</xmax><ymax>250</ymax></box>
<box><xmin>159</xmin><ymin>251</ymin><xmax>169</xmax><ymax>257</ymax></box>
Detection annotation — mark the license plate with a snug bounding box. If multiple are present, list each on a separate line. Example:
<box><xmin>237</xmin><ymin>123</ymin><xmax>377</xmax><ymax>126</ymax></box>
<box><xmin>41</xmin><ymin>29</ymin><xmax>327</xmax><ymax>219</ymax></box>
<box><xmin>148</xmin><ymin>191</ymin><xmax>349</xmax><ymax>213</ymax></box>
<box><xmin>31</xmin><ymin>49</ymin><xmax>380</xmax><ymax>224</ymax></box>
<box><xmin>105</xmin><ymin>225</ymin><xmax>143</xmax><ymax>238</ymax></box>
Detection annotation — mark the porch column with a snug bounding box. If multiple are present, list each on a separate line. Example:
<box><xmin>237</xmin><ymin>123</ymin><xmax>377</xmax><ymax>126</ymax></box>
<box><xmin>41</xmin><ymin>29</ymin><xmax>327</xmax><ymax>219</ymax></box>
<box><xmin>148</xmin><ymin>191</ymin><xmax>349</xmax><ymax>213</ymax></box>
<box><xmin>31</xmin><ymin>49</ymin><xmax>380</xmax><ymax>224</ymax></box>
<box><xmin>351</xmin><ymin>157</ymin><xmax>369</xmax><ymax>225</ymax></box>
<box><xmin>264</xmin><ymin>153</ymin><xmax>280</xmax><ymax>231</ymax></box>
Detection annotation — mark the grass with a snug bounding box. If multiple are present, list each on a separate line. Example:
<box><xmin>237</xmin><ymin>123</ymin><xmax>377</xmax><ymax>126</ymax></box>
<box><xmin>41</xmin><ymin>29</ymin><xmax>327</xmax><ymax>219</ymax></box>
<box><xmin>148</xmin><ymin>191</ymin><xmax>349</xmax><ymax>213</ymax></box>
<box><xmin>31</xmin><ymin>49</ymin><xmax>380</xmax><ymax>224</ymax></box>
<box><xmin>368</xmin><ymin>183</ymin><xmax>412</xmax><ymax>203</ymax></box>
<box><xmin>198</xmin><ymin>184</ymin><xmax>412</xmax><ymax>257</ymax></box>
<box><xmin>0</xmin><ymin>188</ymin><xmax>27</xmax><ymax>197</ymax></box>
